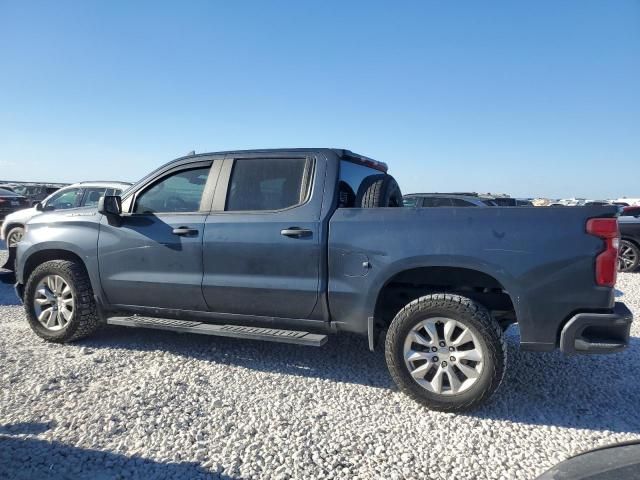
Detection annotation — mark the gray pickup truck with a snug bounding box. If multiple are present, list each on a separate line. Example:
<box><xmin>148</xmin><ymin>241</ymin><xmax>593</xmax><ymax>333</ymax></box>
<box><xmin>14</xmin><ymin>148</ymin><xmax>633</xmax><ymax>411</ymax></box>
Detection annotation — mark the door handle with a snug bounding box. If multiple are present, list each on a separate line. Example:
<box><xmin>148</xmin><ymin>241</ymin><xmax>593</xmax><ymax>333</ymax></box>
<box><xmin>280</xmin><ymin>227</ymin><xmax>312</xmax><ymax>238</ymax></box>
<box><xmin>172</xmin><ymin>227</ymin><xmax>198</xmax><ymax>236</ymax></box>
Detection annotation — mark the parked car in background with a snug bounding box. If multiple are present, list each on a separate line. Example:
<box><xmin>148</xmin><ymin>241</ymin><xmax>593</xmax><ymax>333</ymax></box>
<box><xmin>9</xmin><ymin>183</ymin><xmax>67</xmax><ymax>207</ymax></box>
<box><xmin>1</xmin><ymin>181</ymin><xmax>131</xmax><ymax>250</ymax></box>
<box><xmin>403</xmin><ymin>192</ymin><xmax>497</xmax><ymax>207</ymax></box>
<box><xmin>490</xmin><ymin>197</ymin><xmax>534</xmax><ymax>207</ymax></box>
<box><xmin>12</xmin><ymin>148</ymin><xmax>633</xmax><ymax>412</ymax></box>
<box><xmin>0</xmin><ymin>188</ymin><xmax>30</xmax><ymax>223</ymax></box>
<box><xmin>619</xmin><ymin>206</ymin><xmax>640</xmax><ymax>272</ymax></box>
<box><xmin>0</xmin><ymin>184</ymin><xmax>18</xmax><ymax>193</ymax></box>
<box><xmin>615</xmin><ymin>198</ymin><xmax>640</xmax><ymax>207</ymax></box>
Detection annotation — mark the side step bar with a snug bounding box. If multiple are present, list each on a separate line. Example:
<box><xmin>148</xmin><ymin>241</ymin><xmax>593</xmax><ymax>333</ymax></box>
<box><xmin>106</xmin><ymin>316</ymin><xmax>328</xmax><ymax>347</ymax></box>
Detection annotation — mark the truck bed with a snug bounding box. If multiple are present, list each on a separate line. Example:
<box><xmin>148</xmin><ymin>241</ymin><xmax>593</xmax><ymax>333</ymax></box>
<box><xmin>328</xmin><ymin>205</ymin><xmax>618</xmax><ymax>350</ymax></box>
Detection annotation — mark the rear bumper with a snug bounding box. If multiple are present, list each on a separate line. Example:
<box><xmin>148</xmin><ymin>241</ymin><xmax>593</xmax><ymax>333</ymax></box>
<box><xmin>560</xmin><ymin>302</ymin><xmax>633</xmax><ymax>354</ymax></box>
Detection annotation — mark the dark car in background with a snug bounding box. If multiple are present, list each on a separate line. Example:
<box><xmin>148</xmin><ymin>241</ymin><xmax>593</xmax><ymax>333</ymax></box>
<box><xmin>619</xmin><ymin>206</ymin><xmax>640</xmax><ymax>272</ymax></box>
<box><xmin>491</xmin><ymin>197</ymin><xmax>534</xmax><ymax>207</ymax></box>
<box><xmin>0</xmin><ymin>188</ymin><xmax>30</xmax><ymax>222</ymax></box>
<box><xmin>9</xmin><ymin>183</ymin><xmax>68</xmax><ymax>207</ymax></box>
<box><xmin>403</xmin><ymin>192</ymin><xmax>498</xmax><ymax>207</ymax></box>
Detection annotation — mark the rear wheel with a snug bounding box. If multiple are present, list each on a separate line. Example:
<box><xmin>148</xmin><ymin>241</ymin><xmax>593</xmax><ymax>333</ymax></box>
<box><xmin>24</xmin><ymin>260</ymin><xmax>99</xmax><ymax>343</ymax></box>
<box><xmin>6</xmin><ymin>226</ymin><xmax>24</xmax><ymax>248</ymax></box>
<box><xmin>385</xmin><ymin>293</ymin><xmax>506</xmax><ymax>412</ymax></box>
<box><xmin>618</xmin><ymin>240</ymin><xmax>639</xmax><ymax>272</ymax></box>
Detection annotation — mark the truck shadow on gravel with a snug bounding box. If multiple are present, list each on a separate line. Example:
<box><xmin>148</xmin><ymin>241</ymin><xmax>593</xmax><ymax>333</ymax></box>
<box><xmin>0</xmin><ymin>270</ymin><xmax>19</xmax><ymax>305</ymax></box>
<box><xmin>468</xmin><ymin>328</ymin><xmax>640</xmax><ymax>433</ymax></box>
<box><xmin>0</xmin><ymin>430</ymin><xmax>234</xmax><ymax>480</ymax></box>
<box><xmin>75</xmin><ymin>324</ymin><xmax>640</xmax><ymax>434</ymax></box>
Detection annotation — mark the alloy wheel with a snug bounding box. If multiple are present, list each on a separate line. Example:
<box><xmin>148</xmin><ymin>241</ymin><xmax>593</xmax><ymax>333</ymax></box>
<box><xmin>403</xmin><ymin>317</ymin><xmax>484</xmax><ymax>395</ymax></box>
<box><xmin>618</xmin><ymin>241</ymin><xmax>638</xmax><ymax>272</ymax></box>
<box><xmin>33</xmin><ymin>275</ymin><xmax>74</xmax><ymax>331</ymax></box>
<box><xmin>7</xmin><ymin>229</ymin><xmax>23</xmax><ymax>247</ymax></box>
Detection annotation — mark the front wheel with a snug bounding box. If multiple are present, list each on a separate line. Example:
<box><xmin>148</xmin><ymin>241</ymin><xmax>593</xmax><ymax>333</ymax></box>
<box><xmin>385</xmin><ymin>293</ymin><xmax>506</xmax><ymax>412</ymax></box>
<box><xmin>6</xmin><ymin>226</ymin><xmax>24</xmax><ymax>248</ymax></box>
<box><xmin>24</xmin><ymin>260</ymin><xmax>100</xmax><ymax>343</ymax></box>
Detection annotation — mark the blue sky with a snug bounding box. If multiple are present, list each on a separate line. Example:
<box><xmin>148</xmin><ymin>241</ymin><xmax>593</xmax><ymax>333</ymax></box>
<box><xmin>0</xmin><ymin>1</ymin><xmax>638</xmax><ymax>199</ymax></box>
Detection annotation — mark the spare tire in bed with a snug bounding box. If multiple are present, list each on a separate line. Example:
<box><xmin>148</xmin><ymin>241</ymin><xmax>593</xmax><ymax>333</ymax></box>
<box><xmin>356</xmin><ymin>174</ymin><xmax>403</xmax><ymax>208</ymax></box>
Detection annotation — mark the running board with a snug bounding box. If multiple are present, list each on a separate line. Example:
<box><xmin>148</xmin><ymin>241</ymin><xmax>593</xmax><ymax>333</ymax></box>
<box><xmin>106</xmin><ymin>316</ymin><xmax>328</xmax><ymax>347</ymax></box>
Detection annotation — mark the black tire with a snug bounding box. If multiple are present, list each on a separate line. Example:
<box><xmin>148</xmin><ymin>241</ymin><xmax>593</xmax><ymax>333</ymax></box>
<box><xmin>356</xmin><ymin>174</ymin><xmax>403</xmax><ymax>208</ymax></box>
<box><xmin>385</xmin><ymin>293</ymin><xmax>506</xmax><ymax>412</ymax></box>
<box><xmin>6</xmin><ymin>226</ymin><xmax>24</xmax><ymax>248</ymax></box>
<box><xmin>618</xmin><ymin>239</ymin><xmax>640</xmax><ymax>273</ymax></box>
<box><xmin>24</xmin><ymin>260</ymin><xmax>99</xmax><ymax>343</ymax></box>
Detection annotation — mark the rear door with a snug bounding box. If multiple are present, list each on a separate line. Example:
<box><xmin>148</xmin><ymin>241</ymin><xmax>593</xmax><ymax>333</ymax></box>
<box><xmin>201</xmin><ymin>153</ymin><xmax>321</xmax><ymax>319</ymax></box>
<box><xmin>98</xmin><ymin>159</ymin><xmax>220</xmax><ymax>311</ymax></box>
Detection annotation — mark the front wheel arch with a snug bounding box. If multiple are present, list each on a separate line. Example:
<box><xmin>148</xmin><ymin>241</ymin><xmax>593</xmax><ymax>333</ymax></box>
<box><xmin>23</xmin><ymin>249</ymin><xmax>90</xmax><ymax>287</ymax></box>
<box><xmin>3</xmin><ymin>223</ymin><xmax>24</xmax><ymax>242</ymax></box>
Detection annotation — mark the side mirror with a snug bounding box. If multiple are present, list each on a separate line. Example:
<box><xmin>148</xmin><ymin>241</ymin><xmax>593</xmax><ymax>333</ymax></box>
<box><xmin>35</xmin><ymin>202</ymin><xmax>43</xmax><ymax>211</ymax></box>
<box><xmin>98</xmin><ymin>195</ymin><xmax>122</xmax><ymax>216</ymax></box>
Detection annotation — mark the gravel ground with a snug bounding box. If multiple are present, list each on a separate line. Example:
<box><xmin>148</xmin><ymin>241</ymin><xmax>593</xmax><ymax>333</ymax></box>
<box><xmin>1</xmin><ymin>244</ymin><xmax>639</xmax><ymax>480</ymax></box>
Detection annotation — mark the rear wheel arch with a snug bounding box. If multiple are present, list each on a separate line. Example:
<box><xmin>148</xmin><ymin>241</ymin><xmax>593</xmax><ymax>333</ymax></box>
<box><xmin>372</xmin><ymin>266</ymin><xmax>516</xmax><ymax>340</ymax></box>
<box><xmin>621</xmin><ymin>236</ymin><xmax>640</xmax><ymax>249</ymax></box>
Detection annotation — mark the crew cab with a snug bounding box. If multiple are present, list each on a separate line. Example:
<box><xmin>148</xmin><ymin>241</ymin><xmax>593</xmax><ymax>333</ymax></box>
<box><xmin>13</xmin><ymin>149</ymin><xmax>633</xmax><ymax>411</ymax></box>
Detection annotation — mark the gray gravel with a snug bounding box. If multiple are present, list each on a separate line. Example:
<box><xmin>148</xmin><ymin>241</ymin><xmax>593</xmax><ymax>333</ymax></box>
<box><xmin>1</xmin><ymin>245</ymin><xmax>639</xmax><ymax>479</ymax></box>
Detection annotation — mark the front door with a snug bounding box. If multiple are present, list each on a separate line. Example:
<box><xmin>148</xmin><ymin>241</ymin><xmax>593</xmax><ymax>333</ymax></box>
<box><xmin>202</xmin><ymin>154</ymin><xmax>321</xmax><ymax>319</ymax></box>
<box><xmin>98</xmin><ymin>162</ymin><xmax>216</xmax><ymax>311</ymax></box>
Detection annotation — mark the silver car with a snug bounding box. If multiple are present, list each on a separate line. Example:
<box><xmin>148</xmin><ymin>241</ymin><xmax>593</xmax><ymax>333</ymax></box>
<box><xmin>1</xmin><ymin>181</ymin><xmax>131</xmax><ymax>248</ymax></box>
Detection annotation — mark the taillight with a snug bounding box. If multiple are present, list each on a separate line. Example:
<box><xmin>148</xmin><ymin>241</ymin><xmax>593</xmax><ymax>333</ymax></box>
<box><xmin>586</xmin><ymin>218</ymin><xmax>619</xmax><ymax>287</ymax></box>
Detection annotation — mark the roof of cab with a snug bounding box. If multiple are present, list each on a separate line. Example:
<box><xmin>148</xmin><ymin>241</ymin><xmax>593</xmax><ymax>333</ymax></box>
<box><xmin>164</xmin><ymin>148</ymin><xmax>388</xmax><ymax>172</ymax></box>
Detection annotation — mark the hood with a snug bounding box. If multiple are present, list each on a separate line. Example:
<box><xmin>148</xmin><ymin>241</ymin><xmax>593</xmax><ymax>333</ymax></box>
<box><xmin>26</xmin><ymin>205</ymin><xmax>100</xmax><ymax>226</ymax></box>
<box><xmin>3</xmin><ymin>206</ymin><xmax>38</xmax><ymax>224</ymax></box>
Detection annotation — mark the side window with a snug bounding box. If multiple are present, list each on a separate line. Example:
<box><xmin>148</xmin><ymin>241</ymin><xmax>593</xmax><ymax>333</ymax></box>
<box><xmin>81</xmin><ymin>188</ymin><xmax>107</xmax><ymax>207</ymax></box>
<box><xmin>226</xmin><ymin>158</ymin><xmax>310</xmax><ymax>211</ymax></box>
<box><xmin>403</xmin><ymin>197</ymin><xmax>419</xmax><ymax>207</ymax></box>
<box><xmin>134</xmin><ymin>167</ymin><xmax>210</xmax><ymax>214</ymax></box>
<box><xmin>46</xmin><ymin>188</ymin><xmax>81</xmax><ymax>210</ymax></box>
<box><xmin>423</xmin><ymin>197</ymin><xmax>452</xmax><ymax>207</ymax></box>
<box><xmin>451</xmin><ymin>198</ymin><xmax>475</xmax><ymax>207</ymax></box>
